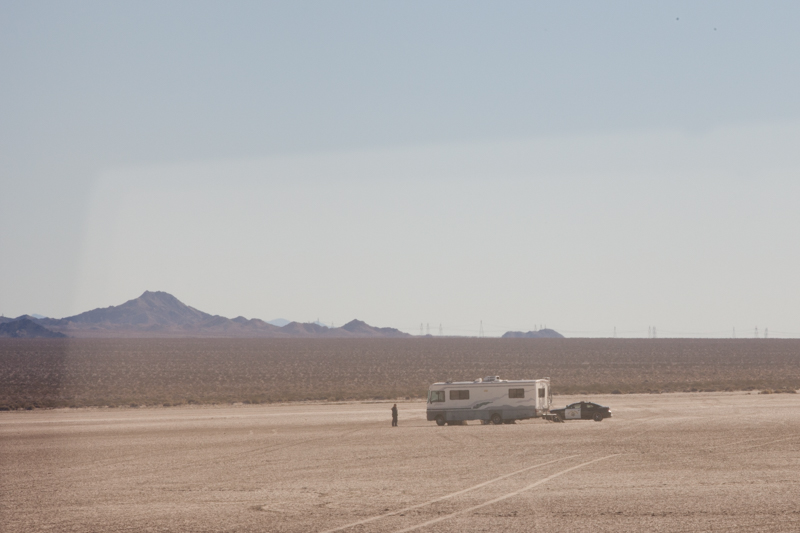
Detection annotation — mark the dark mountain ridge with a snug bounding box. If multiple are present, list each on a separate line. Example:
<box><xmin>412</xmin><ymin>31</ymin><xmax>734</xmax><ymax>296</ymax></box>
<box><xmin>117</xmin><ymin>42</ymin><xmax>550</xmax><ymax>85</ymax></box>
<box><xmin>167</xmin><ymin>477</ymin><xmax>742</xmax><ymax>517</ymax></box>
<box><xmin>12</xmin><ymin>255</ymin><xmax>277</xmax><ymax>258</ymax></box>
<box><xmin>0</xmin><ymin>318</ymin><xmax>67</xmax><ymax>338</ymax></box>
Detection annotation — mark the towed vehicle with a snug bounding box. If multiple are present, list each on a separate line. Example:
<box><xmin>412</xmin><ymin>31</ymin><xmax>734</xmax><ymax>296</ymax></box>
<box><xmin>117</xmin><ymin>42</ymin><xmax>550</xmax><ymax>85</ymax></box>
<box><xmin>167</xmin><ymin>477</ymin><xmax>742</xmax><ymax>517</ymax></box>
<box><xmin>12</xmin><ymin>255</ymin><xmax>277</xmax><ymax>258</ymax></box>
<box><xmin>550</xmin><ymin>401</ymin><xmax>611</xmax><ymax>422</ymax></box>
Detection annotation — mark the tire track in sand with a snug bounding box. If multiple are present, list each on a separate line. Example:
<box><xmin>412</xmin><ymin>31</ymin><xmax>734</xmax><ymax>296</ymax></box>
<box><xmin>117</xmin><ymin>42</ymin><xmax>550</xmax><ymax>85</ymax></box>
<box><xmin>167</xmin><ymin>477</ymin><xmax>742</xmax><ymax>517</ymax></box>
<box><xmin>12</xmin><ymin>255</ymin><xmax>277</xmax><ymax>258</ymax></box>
<box><xmin>317</xmin><ymin>455</ymin><xmax>578</xmax><ymax>533</ymax></box>
<box><xmin>393</xmin><ymin>454</ymin><xmax>619</xmax><ymax>533</ymax></box>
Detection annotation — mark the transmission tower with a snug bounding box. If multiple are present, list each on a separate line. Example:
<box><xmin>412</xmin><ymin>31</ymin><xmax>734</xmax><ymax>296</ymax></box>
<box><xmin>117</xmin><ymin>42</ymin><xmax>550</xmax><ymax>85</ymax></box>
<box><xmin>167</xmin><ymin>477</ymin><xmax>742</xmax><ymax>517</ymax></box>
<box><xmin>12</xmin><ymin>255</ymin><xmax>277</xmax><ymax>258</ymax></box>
<box><xmin>426</xmin><ymin>323</ymin><xmax>430</xmax><ymax>335</ymax></box>
<box><xmin>438</xmin><ymin>323</ymin><xmax>443</xmax><ymax>336</ymax></box>
<box><xmin>653</xmin><ymin>327</ymin><xmax>657</xmax><ymax>339</ymax></box>
<box><xmin>732</xmin><ymin>327</ymin><xmax>735</xmax><ymax>339</ymax></box>
<box><xmin>613</xmin><ymin>326</ymin><xmax>616</xmax><ymax>338</ymax></box>
<box><xmin>420</xmin><ymin>323</ymin><xmax>423</xmax><ymax>336</ymax></box>
<box><xmin>754</xmin><ymin>326</ymin><xmax>758</xmax><ymax>338</ymax></box>
<box><xmin>479</xmin><ymin>320</ymin><xmax>484</xmax><ymax>338</ymax></box>
<box><xmin>765</xmin><ymin>327</ymin><xmax>769</xmax><ymax>339</ymax></box>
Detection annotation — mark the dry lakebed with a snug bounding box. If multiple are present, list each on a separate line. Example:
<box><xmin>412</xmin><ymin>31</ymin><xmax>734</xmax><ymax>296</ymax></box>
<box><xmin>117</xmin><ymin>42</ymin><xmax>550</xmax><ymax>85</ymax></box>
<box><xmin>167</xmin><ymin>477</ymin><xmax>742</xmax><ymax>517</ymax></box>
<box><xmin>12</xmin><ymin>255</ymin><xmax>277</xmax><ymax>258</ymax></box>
<box><xmin>2</xmin><ymin>391</ymin><xmax>800</xmax><ymax>532</ymax></box>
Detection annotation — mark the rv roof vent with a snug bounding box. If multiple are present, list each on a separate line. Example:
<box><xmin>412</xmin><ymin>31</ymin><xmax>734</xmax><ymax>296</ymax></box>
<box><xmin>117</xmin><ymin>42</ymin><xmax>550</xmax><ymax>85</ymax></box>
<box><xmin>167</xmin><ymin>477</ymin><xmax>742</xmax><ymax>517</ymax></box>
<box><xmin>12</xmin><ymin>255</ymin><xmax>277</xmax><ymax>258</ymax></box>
<box><xmin>483</xmin><ymin>375</ymin><xmax>499</xmax><ymax>382</ymax></box>
<box><xmin>474</xmin><ymin>378</ymin><xmax>483</xmax><ymax>383</ymax></box>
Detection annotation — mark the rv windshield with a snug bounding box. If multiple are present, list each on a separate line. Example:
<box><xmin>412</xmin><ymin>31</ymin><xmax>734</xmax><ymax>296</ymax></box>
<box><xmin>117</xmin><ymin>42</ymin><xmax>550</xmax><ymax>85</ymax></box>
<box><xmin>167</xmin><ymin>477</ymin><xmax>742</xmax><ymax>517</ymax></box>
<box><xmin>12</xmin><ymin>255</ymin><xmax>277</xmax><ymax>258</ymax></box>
<box><xmin>428</xmin><ymin>391</ymin><xmax>445</xmax><ymax>403</ymax></box>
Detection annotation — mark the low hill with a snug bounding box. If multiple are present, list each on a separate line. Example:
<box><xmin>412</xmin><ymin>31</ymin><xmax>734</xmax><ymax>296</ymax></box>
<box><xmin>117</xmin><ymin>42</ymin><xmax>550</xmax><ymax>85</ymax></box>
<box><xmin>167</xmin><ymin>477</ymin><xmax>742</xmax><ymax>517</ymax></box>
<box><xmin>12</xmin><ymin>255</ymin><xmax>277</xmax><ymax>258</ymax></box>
<box><xmin>502</xmin><ymin>328</ymin><xmax>564</xmax><ymax>339</ymax></box>
<box><xmin>0</xmin><ymin>318</ymin><xmax>67</xmax><ymax>338</ymax></box>
<box><xmin>339</xmin><ymin>319</ymin><xmax>409</xmax><ymax>338</ymax></box>
<box><xmin>280</xmin><ymin>322</ymin><xmax>330</xmax><ymax>337</ymax></box>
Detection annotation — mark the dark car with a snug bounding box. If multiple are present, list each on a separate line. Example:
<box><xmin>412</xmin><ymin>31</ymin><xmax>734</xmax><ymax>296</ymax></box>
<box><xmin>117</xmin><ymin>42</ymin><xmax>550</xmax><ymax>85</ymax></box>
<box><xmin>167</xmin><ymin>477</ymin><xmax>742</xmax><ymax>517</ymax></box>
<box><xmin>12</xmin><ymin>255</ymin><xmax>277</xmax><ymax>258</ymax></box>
<box><xmin>550</xmin><ymin>401</ymin><xmax>611</xmax><ymax>422</ymax></box>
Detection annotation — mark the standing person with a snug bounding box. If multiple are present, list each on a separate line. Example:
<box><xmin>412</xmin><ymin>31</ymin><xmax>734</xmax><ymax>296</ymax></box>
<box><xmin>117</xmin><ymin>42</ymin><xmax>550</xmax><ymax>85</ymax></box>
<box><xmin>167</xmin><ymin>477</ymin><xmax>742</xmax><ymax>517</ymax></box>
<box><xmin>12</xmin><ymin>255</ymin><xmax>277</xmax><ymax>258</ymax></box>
<box><xmin>391</xmin><ymin>403</ymin><xmax>398</xmax><ymax>427</ymax></box>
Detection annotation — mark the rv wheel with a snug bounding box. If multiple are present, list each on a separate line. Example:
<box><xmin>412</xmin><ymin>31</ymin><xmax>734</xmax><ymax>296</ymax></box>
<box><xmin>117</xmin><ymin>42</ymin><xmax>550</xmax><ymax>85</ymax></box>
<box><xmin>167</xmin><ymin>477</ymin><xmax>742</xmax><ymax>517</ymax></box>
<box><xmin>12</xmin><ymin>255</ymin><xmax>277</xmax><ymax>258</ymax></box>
<box><xmin>435</xmin><ymin>415</ymin><xmax>446</xmax><ymax>426</ymax></box>
<box><xmin>593</xmin><ymin>414</ymin><xmax>603</xmax><ymax>422</ymax></box>
<box><xmin>491</xmin><ymin>413</ymin><xmax>503</xmax><ymax>425</ymax></box>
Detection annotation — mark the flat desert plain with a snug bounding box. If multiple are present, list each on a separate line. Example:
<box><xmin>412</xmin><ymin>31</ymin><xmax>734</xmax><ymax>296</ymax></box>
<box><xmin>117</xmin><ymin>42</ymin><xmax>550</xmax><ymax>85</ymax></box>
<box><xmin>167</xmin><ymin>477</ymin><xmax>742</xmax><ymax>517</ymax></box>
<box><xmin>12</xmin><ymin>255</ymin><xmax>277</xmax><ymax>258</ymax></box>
<box><xmin>3</xmin><ymin>338</ymin><xmax>800</xmax><ymax>409</ymax></box>
<box><xmin>2</xmin><ymin>392</ymin><xmax>800</xmax><ymax>532</ymax></box>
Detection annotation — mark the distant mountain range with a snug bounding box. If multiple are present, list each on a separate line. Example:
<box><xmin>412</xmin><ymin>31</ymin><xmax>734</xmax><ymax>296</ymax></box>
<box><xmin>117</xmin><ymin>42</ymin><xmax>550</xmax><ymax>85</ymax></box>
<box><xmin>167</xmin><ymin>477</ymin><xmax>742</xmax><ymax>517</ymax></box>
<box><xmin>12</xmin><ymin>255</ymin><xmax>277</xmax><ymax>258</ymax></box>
<box><xmin>0</xmin><ymin>291</ymin><xmax>565</xmax><ymax>339</ymax></box>
<box><xmin>0</xmin><ymin>291</ymin><xmax>410</xmax><ymax>339</ymax></box>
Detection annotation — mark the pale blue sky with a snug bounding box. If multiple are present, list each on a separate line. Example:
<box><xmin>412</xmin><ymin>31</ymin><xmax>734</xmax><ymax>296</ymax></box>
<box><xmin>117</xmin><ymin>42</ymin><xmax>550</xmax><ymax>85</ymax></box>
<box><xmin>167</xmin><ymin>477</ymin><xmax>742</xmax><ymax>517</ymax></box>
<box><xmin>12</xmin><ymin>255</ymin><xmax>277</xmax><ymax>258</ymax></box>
<box><xmin>2</xmin><ymin>2</ymin><xmax>799</xmax><ymax>336</ymax></box>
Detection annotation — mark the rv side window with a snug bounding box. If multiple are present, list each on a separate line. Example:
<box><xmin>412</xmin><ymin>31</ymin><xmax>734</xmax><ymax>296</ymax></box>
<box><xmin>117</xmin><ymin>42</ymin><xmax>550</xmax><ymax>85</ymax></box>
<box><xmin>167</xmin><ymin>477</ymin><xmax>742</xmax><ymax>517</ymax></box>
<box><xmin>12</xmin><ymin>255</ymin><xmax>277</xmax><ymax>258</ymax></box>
<box><xmin>429</xmin><ymin>391</ymin><xmax>445</xmax><ymax>403</ymax></box>
<box><xmin>538</xmin><ymin>388</ymin><xmax>546</xmax><ymax>398</ymax></box>
<box><xmin>509</xmin><ymin>388</ymin><xmax>525</xmax><ymax>398</ymax></box>
<box><xmin>449</xmin><ymin>390</ymin><xmax>469</xmax><ymax>400</ymax></box>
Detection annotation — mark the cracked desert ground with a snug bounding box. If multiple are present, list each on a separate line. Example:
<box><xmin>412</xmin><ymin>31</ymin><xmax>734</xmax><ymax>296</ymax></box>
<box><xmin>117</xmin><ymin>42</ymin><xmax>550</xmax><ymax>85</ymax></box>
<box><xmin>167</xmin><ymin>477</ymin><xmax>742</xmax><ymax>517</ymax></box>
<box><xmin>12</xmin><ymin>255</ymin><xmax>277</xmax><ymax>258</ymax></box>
<box><xmin>2</xmin><ymin>392</ymin><xmax>799</xmax><ymax>532</ymax></box>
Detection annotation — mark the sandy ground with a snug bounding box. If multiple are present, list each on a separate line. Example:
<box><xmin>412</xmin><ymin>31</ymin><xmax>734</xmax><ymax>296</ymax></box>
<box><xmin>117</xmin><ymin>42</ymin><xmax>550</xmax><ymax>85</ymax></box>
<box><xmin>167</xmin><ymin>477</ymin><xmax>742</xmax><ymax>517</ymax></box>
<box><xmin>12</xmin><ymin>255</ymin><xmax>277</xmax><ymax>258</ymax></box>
<box><xmin>2</xmin><ymin>392</ymin><xmax>800</xmax><ymax>532</ymax></box>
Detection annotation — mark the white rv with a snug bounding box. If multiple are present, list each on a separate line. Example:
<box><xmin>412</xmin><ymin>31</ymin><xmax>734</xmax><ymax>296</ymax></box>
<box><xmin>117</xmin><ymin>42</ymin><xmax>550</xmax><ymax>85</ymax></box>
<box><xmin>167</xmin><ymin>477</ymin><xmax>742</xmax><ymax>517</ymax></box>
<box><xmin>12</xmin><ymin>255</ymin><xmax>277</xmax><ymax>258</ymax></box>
<box><xmin>426</xmin><ymin>376</ymin><xmax>552</xmax><ymax>425</ymax></box>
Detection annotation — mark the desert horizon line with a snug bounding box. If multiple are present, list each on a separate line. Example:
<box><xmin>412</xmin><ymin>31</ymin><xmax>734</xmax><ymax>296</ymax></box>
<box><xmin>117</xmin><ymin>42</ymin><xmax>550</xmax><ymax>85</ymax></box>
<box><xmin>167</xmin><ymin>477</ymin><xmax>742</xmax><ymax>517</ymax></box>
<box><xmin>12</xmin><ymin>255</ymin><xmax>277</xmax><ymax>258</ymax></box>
<box><xmin>0</xmin><ymin>289</ymin><xmax>795</xmax><ymax>339</ymax></box>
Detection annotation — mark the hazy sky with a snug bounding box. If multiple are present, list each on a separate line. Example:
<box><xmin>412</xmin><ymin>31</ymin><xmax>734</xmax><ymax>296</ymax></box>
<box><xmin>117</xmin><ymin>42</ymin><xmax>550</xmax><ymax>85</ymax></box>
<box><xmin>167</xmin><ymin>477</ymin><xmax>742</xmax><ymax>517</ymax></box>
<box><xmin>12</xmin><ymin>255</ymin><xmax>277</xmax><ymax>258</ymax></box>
<box><xmin>2</xmin><ymin>1</ymin><xmax>799</xmax><ymax>337</ymax></box>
